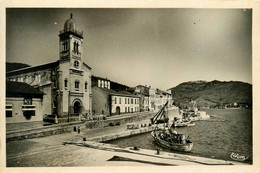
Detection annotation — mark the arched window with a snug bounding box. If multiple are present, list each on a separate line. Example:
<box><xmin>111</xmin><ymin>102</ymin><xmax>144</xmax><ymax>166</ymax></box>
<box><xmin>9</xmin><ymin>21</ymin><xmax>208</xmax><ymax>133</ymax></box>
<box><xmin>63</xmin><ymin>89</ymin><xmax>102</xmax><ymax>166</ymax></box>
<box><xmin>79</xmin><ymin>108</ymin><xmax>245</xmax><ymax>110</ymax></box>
<box><xmin>85</xmin><ymin>82</ymin><xmax>88</xmax><ymax>91</ymax></box>
<box><xmin>73</xmin><ymin>42</ymin><xmax>76</xmax><ymax>52</ymax></box>
<box><xmin>64</xmin><ymin>79</ymin><xmax>68</xmax><ymax>89</ymax></box>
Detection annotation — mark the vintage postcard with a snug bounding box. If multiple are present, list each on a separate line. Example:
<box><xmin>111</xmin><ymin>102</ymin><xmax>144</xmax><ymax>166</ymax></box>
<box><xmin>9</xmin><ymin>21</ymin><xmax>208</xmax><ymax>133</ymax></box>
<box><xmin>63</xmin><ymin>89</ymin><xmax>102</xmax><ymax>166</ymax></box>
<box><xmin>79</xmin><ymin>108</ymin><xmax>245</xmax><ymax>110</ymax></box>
<box><xmin>1</xmin><ymin>0</ymin><xmax>259</xmax><ymax>173</ymax></box>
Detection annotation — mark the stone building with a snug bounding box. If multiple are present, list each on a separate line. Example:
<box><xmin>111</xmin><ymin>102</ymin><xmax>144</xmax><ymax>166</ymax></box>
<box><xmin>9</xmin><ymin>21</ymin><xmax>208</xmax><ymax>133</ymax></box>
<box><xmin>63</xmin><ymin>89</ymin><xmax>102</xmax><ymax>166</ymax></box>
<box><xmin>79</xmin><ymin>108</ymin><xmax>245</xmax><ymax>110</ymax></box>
<box><xmin>92</xmin><ymin>76</ymin><xmax>140</xmax><ymax>116</ymax></box>
<box><xmin>149</xmin><ymin>87</ymin><xmax>172</xmax><ymax>111</ymax></box>
<box><xmin>6</xmin><ymin>14</ymin><xmax>92</xmax><ymax>123</ymax></box>
<box><xmin>128</xmin><ymin>85</ymin><xmax>150</xmax><ymax>112</ymax></box>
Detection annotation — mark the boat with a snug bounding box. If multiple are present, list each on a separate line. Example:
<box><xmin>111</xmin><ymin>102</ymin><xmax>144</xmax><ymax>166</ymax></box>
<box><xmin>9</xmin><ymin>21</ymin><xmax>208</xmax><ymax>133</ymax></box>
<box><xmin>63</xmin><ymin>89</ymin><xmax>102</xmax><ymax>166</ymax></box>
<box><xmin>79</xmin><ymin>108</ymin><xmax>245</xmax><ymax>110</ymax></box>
<box><xmin>172</xmin><ymin>120</ymin><xmax>195</xmax><ymax>127</ymax></box>
<box><xmin>126</xmin><ymin>123</ymin><xmax>139</xmax><ymax>129</ymax></box>
<box><xmin>179</xmin><ymin>103</ymin><xmax>210</xmax><ymax>121</ymax></box>
<box><xmin>150</xmin><ymin>101</ymin><xmax>193</xmax><ymax>152</ymax></box>
<box><xmin>151</xmin><ymin>130</ymin><xmax>193</xmax><ymax>152</ymax></box>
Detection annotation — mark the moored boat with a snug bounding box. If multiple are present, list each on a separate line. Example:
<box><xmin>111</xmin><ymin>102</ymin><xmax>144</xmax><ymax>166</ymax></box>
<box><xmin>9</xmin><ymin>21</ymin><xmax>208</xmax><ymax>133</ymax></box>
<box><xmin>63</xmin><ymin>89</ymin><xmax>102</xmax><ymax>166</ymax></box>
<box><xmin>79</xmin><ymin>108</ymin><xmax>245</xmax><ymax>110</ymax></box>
<box><xmin>150</xmin><ymin>101</ymin><xmax>193</xmax><ymax>152</ymax></box>
<box><xmin>151</xmin><ymin>130</ymin><xmax>193</xmax><ymax>152</ymax></box>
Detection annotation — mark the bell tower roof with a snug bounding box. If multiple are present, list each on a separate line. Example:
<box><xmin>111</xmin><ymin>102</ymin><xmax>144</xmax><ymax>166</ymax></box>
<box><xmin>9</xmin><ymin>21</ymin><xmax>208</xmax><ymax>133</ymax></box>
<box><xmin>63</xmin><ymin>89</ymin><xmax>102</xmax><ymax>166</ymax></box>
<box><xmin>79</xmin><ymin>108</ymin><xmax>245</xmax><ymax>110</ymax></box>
<box><xmin>59</xmin><ymin>13</ymin><xmax>83</xmax><ymax>38</ymax></box>
<box><xmin>64</xmin><ymin>13</ymin><xmax>76</xmax><ymax>31</ymax></box>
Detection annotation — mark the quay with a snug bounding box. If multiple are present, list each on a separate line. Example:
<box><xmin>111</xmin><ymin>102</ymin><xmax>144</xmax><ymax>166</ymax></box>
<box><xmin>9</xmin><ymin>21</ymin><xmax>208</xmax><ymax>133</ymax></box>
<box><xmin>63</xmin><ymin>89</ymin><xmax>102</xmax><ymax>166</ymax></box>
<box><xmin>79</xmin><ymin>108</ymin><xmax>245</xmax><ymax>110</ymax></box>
<box><xmin>6</xmin><ymin>111</ymin><xmax>158</xmax><ymax>141</ymax></box>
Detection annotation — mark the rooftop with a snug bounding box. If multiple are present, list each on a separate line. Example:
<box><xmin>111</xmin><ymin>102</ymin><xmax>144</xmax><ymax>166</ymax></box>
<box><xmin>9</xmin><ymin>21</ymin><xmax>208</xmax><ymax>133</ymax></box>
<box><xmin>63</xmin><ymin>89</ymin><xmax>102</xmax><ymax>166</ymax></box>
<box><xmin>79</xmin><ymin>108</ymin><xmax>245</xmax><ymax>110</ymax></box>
<box><xmin>6</xmin><ymin>81</ymin><xmax>45</xmax><ymax>98</ymax></box>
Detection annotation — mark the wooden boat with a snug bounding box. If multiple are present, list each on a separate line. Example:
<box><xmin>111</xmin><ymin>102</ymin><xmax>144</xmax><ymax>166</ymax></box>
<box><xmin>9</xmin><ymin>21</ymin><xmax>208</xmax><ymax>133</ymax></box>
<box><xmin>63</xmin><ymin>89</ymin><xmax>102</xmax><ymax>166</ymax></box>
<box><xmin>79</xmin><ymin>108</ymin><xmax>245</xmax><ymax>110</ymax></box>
<box><xmin>151</xmin><ymin>130</ymin><xmax>193</xmax><ymax>152</ymax></box>
<box><xmin>150</xmin><ymin>101</ymin><xmax>193</xmax><ymax>152</ymax></box>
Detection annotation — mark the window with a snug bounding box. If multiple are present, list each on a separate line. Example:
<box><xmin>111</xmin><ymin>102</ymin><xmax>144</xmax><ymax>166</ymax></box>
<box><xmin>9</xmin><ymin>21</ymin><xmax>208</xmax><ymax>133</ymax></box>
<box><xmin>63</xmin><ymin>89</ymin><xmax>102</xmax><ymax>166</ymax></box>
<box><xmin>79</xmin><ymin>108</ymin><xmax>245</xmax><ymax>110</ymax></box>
<box><xmin>75</xmin><ymin>81</ymin><xmax>79</xmax><ymax>90</ymax></box>
<box><xmin>125</xmin><ymin>98</ymin><xmax>127</xmax><ymax>104</ymax></box>
<box><xmin>74</xmin><ymin>60</ymin><xmax>79</xmax><ymax>68</ymax></box>
<box><xmin>115</xmin><ymin>97</ymin><xmax>117</xmax><ymax>104</ymax></box>
<box><xmin>128</xmin><ymin>98</ymin><xmax>130</xmax><ymax>104</ymax></box>
<box><xmin>6</xmin><ymin>104</ymin><xmax>12</xmax><ymax>117</ymax></box>
<box><xmin>119</xmin><ymin>98</ymin><xmax>121</xmax><ymax>104</ymax></box>
<box><xmin>73</xmin><ymin>42</ymin><xmax>79</xmax><ymax>54</ymax></box>
<box><xmin>22</xmin><ymin>105</ymin><xmax>36</xmax><ymax>120</ymax></box>
<box><xmin>85</xmin><ymin>82</ymin><xmax>88</xmax><ymax>91</ymax></box>
<box><xmin>131</xmin><ymin>99</ymin><xmax>133</xmax><ymax>104</ymax></box>
<box><xmin>125</xmin><ymin>107</ymin><xmax>127</xmax><ymax>112</ymax></box>
<box><xmin>62</xmin><ymin>41</ymin><xmax>68</xmax><ymax>51</ymax></box>
<box><xmin>128</xmin><ymin>107</ymin><xmax>130</xmax><ymax>112</ymax></box>
<box><xmin>135</xmin><ymin>99</ymin><xmax>136</xmax><ymax>104</ymax></box>
<box><xmin>64</xmin><ymin>79</ymin><xmax>68</xmax><ymax>89</ymax></box>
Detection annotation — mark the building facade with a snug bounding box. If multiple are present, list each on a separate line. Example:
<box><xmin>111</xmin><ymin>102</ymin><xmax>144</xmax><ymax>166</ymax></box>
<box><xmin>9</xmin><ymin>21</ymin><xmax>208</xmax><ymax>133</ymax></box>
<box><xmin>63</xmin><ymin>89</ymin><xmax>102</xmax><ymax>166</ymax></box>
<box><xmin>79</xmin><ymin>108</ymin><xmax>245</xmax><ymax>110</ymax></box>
<box><xmin>6</xmin><ymin>14</ymin><xmax>92</xmax><ymax>123</ymax></box>
<box><xmin>92</xmin><ymin>76</ymin><xmax>139</xmax><ymax>116</ymax></box>
<box><xmin>131</xmin><ymin>85</ymin><xmax>150</xmax><ymax>111</ymax></box>
<box><xmin>149</xmin><ymin>88</ymin><xmax>173</xmax><ymax>111</ymax></box>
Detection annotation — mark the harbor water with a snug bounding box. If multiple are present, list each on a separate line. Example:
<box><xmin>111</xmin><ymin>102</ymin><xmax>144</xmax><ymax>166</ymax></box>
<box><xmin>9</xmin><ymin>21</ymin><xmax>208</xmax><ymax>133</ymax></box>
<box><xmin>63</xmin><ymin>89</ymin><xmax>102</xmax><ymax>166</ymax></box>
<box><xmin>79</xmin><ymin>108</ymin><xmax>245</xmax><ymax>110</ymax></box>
<box><xmin>107</xmin><ymin>109</ymin><xmax>252</xmax><ymax>164</ymax></box>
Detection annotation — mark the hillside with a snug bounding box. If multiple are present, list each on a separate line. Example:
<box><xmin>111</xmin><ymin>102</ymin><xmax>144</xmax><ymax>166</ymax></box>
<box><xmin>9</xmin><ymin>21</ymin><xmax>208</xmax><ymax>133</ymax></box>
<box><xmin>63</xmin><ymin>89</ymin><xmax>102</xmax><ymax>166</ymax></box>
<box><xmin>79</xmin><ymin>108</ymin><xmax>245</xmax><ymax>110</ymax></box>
<box><xmin>6</xmin><ymin>62</ymin><xmax>30</xmax><ymax>72</ymax></box>
<box><xmin>168</xmin><ymin>80</ymin><xmax>252</xmax><ymax>108</ymax></box>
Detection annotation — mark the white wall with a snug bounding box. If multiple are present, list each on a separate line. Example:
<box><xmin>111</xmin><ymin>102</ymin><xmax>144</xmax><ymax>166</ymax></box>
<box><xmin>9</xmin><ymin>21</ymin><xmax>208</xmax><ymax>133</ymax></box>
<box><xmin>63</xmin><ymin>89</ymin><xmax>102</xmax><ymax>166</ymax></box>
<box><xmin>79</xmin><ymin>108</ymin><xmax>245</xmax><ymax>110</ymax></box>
<box><xmin>111</xmin><ymin>95</ymin><xmax>140</xmax><ymax>114</ymax></box>
<box><xmin>6</xmin><ymin>97</ymin><xmax>45</xmax><ymax>124</ymax></box>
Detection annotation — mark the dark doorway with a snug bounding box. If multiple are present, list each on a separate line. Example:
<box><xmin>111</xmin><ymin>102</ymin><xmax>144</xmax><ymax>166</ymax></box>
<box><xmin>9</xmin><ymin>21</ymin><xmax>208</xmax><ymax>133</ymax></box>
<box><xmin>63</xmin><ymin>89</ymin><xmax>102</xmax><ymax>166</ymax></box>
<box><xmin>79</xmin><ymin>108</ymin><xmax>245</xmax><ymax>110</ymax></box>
<box><xmin>116</xmin><ymin>106</ymin><xmax>120</xmax><ymax>115</ymax></box>
<box><xmin>74</xmin><ymin>101</ymin><xmax>81</xmax><ymax>115</ymax></box>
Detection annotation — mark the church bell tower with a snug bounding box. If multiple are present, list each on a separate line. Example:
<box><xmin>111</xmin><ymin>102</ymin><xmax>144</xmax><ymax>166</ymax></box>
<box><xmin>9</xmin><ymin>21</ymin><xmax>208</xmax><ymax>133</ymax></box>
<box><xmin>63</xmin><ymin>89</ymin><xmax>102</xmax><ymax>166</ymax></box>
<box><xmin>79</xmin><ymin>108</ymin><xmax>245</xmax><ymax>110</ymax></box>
<box><xmin>57</xmin><ymin>14</ymin><xmax>87</xmax><ymax>117</ymax></box>
<box><xmin>59</xmin><ymin>13</ymin><xmax>83</xmax><ymax>70</ymax></box>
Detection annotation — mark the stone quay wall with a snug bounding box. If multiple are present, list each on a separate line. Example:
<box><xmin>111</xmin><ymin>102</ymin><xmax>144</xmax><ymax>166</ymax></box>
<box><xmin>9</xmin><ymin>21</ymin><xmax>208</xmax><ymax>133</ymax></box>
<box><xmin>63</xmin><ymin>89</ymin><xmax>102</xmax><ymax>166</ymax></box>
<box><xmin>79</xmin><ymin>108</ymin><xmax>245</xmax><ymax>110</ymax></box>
<box><xmin>6</xmin><ymin>110</ymin><xmax>178</xmax><ymax>141</ymax></box>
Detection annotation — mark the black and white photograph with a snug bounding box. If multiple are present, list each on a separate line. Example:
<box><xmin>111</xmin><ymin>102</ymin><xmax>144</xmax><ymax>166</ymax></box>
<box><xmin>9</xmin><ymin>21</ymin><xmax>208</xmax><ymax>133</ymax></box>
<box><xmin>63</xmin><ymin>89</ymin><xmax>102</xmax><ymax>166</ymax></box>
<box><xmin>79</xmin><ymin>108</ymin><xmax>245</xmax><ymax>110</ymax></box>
<box><xmin>1</xmin><ymin>2</ymin><xmax>259</xmax><ymax>172</ymax></box>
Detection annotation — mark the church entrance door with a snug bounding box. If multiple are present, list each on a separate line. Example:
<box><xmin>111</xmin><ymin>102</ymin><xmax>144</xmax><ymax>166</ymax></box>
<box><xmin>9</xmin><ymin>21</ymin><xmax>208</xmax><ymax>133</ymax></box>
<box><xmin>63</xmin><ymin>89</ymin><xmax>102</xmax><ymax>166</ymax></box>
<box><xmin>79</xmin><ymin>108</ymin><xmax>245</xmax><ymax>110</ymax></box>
<box><xmin>74</xmin><ymin>101</ymin><xmax>81</xmax><ymax>115</ymax></box>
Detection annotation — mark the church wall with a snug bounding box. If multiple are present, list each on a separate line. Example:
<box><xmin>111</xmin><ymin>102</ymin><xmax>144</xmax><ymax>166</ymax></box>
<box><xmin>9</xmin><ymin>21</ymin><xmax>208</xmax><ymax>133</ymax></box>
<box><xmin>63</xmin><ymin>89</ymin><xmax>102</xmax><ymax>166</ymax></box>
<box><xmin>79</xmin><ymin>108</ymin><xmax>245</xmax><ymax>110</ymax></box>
<box><xmin>7</xmin><ymin>69</ymin><xmax>53</xmax><ymax>87</ymax></box>
<box><xmin>40</xmin><ymin>85</ymin><xmax>53</xmax><ymax>116</ymax></box>
<box><xmin>58</xmin><ymin>61</ymin><xmax>70</xmax><ymax>117</ymax></box>
<box><xmin>82</xmin><ymin>67</ymin><xmax>92</xmax><ymax>114</ymax></box>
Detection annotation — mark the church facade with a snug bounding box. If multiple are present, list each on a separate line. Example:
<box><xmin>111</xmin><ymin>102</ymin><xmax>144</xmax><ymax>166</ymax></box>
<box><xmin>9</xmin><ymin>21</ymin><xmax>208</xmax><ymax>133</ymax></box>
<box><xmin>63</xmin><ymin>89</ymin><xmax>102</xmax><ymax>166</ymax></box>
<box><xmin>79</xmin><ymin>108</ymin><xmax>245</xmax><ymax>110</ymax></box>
<box><xmin>6</xmin><ymin>14</ymin><xmax>92</xmax><ymax>123</ymax></box>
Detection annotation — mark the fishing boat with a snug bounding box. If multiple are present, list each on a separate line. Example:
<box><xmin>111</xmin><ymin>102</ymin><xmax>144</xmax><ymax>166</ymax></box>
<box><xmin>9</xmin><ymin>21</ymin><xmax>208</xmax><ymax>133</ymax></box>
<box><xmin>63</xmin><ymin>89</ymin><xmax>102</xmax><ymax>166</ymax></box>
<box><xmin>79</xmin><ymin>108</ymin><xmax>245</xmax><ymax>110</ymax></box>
<box><xmin>150</xmin><ymin>101</ymin><xmax>193</xmax><ymax>152</ymax></box>
<box><xmin>151</xmin><ymin>130</ymin><xmax>193</xmax><ymax>152</ymax></box>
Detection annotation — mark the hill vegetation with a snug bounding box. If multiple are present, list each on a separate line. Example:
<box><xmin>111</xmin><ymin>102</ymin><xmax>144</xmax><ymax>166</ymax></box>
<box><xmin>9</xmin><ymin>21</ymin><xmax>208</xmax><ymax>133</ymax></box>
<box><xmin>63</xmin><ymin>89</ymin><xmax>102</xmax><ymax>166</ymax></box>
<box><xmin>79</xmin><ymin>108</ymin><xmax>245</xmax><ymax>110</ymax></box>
<box><xmin>168</xmin><ymin>80</ymin><xmax>252</xmax><ymax>108</ymax></box>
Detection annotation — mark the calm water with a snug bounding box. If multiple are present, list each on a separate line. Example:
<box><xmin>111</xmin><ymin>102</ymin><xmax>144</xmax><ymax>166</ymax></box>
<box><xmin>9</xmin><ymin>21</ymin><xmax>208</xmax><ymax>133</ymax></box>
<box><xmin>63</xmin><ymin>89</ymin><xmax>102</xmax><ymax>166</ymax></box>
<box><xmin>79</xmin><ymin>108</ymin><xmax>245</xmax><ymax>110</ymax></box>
<box><xmin>108</xmin><ymin>109</ymin><xmax>252</xmax><ymax>164</ymax></box>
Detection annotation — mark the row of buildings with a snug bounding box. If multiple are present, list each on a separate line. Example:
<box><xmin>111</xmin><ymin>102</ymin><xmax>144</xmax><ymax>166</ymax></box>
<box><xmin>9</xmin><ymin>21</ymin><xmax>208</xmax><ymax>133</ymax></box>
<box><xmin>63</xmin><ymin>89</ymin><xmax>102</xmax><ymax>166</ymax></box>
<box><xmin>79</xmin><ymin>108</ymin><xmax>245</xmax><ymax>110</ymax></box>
<box><xmin>5</xmin><ymin>14</ymin><xmax>173</xmax><ymax>124</ymax></box>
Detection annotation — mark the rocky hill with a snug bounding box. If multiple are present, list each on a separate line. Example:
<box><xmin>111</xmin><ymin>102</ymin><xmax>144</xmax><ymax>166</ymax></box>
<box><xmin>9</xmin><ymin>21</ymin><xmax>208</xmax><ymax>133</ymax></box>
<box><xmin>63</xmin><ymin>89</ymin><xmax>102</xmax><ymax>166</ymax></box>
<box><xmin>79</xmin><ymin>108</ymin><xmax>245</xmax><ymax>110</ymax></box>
<box><xmin>6</xmin><ymin>62</ymin><xmax>30</xmax><ymax>72</ymax></box>
<box><xmin>168</xmin><ymin>80</ymin><xmax>252</xmax><ymax>108</ymax></box>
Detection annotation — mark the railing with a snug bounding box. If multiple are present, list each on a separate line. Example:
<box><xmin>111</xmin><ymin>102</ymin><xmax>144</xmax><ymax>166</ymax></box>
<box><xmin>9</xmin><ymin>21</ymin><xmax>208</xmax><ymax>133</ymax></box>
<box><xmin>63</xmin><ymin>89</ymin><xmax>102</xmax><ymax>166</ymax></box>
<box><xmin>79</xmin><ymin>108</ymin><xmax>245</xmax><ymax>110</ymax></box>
<box><xmin>59</xmin><ymin>29</ymin><xmax>83</xmax><ymax>37</ymax></box>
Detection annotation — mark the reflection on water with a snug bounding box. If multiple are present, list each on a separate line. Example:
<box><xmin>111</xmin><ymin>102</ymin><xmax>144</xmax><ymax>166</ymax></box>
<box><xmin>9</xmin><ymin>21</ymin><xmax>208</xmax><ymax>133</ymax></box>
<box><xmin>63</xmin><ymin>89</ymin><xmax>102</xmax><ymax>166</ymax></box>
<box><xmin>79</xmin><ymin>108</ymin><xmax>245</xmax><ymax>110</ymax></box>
<box><xmin>108</xmin><ymin>109</ymin><xmax>252</xmax><ymax>164</ymax></box>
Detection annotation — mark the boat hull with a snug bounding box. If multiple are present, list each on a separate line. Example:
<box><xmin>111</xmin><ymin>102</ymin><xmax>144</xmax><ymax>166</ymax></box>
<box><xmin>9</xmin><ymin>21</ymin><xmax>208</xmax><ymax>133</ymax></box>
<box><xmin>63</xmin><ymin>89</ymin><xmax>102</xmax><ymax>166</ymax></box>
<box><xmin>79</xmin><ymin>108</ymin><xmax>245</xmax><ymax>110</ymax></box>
<box><xmin>151</xmin><ymin>131</ymin><xmax>193</xmax><ymax>152</ymax></box>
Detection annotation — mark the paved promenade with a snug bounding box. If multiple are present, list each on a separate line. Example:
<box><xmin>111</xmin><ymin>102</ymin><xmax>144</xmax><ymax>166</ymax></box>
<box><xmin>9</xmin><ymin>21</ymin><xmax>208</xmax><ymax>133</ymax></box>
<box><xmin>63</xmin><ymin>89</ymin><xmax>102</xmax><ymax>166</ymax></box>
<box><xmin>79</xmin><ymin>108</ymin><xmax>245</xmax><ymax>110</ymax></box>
<box><xmin>5</xmin><ymin>109</ymin><xmax>245</xmax><ymax>167</ymax></box>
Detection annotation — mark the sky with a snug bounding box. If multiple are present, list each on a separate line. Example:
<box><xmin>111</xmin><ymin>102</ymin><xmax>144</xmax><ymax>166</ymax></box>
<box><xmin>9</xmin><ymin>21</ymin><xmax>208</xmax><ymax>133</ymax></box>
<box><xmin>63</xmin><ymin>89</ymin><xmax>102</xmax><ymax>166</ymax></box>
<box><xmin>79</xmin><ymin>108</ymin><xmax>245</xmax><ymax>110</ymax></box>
<box><xmin>6</xmin><ymin>8</ymin><xmax>252</xmax><ymax>90</ymax></box>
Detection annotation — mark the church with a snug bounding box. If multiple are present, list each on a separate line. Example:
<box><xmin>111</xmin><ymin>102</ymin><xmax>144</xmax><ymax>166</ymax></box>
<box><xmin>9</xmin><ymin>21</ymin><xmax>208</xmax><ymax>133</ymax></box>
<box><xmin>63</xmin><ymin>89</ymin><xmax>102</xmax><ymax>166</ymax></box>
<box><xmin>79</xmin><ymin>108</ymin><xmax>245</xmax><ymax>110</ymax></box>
<box><xmin>6</xmin><ymin>14</ymin><xmax>92</xmax><ymax>123</ymax></box>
